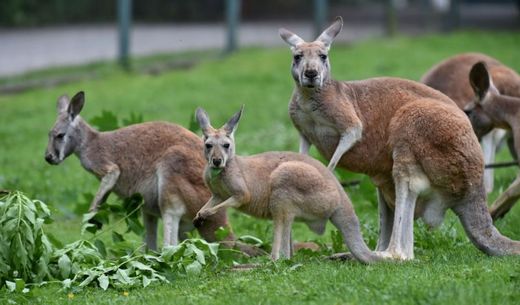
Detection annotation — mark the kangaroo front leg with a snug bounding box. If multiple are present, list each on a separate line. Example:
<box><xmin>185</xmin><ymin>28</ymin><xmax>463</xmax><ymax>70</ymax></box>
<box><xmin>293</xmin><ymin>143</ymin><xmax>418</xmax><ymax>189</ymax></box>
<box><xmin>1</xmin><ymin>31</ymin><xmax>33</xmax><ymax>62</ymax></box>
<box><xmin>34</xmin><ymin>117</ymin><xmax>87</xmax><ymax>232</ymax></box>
<box><xmin>299</xmin><ymin>133</ymin><xmax>311</xmax><ymax>155</ymax></box>
<box><xmin>380</xmin><ymin>179</ymin><xmax>417</xmax><ymax>260</ymax></box>
<box><xmin>193</xmin><ymin>196</ymin><xmax>221</xmax><ymax>228</ymax></box>
<box><xmin>489</xmin><ymin>175</ymin><xmax>520</xmax><ymax>220</ymax></box>
<box><xmin>200</xmin><ymin>196</ymin><xmax>241</xmax><ymax>217</ymax></box>
<box><xmin>89</xmin><ymin>167</ymin><xmax>120</xmax><ymax>212</ymax></box>
<box><xmin>194</xmin><ymin>196</ymin><xmax>240</xmax><ymax>227</ymax></box>
<box><xmin>327</xmin><ymin>125</ymin><xmax>362</xmax><ymax>171</ymax></box>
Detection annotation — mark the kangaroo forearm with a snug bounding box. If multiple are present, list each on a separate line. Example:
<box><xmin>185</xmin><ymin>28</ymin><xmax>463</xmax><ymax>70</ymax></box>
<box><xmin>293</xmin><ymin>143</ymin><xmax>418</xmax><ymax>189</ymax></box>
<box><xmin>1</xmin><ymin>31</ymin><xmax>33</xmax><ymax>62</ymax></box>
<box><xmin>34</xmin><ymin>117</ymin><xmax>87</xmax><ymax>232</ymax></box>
<box><xmin>299</xmin><ymin>134</ymin><xmax>311</xmax><ymax>154</ymax></box>
<box><xmin>89</xmin><ymin>168</ymin><xmax>120</xmax><ymax>212</ymax></box>
<box><xmin>204</xmin><ymin>196</ymin><xmax>242</xmax><ymax>215</ymax></box>
<box><xmin>328</xmin><ymin>125</ymin><xmax>363</xmax><ymax>170</ymax></box>
<box><xmin>199</xmin><ymin>196</ymin><xmax>222</xmax><ymax>212</ymax></box>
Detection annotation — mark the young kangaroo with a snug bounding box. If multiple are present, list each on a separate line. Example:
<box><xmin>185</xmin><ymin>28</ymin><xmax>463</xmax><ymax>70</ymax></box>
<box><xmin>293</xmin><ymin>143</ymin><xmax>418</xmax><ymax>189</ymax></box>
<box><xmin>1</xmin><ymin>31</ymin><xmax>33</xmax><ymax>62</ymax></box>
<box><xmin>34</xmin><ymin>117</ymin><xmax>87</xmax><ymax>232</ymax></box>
<box><xmin>45</xmin><ymin>91</ymin><xmax>229</xmax><ymax>250</ymax></box>
<box><xmin>191</xmin><ymin>106</ymin><xmax>380</xmax><ymax>262</ymax></box>
<box><xmin>279</xmin><ymin>17</ymin><xmax>520</xmax><ymax>259</ymax></box>
<box><xmin>465</xmin><ymin>62</ymin><xmax>520</xmax><ymax>220</ymax></box>
<box><xmin>421</xmin><ymin>53</ymin><xmax>520</xmax><ymax>194</ymax></box>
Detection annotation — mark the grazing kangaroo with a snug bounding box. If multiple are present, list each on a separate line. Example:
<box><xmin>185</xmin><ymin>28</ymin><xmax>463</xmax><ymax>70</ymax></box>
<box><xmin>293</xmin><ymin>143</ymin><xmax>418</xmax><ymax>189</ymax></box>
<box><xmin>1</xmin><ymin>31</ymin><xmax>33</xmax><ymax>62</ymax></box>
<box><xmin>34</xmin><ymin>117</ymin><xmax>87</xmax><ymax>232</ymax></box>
<box><xmin>45</xmin><ymin>91</ymin><xmax>229</xmax><ymax>250</ymax></box>
<box><xmin>279</xmin><ymin>17</ymin><xmax>520</xmax><ymax>259</ymax></box>
<box><xmin>421</xmin><ymin>53</ymin><xmax>520</xmax><ymax>193</ymax></box>
<box><xmin>192</xmin><ymin>106</ymin><xmax>380</xmax><ymax>263</ymax></box>
<box><xmin>465</xmin><ymin>62</ymin><xmax>520</xmax><ymax>220</ymax></box>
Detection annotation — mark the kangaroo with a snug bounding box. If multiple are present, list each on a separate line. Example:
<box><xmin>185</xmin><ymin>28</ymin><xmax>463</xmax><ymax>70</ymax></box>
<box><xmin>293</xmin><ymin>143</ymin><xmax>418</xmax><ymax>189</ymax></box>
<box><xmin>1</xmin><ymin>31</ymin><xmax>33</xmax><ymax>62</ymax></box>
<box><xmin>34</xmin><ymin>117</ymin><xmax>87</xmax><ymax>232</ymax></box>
<box><xmin>44</xmin><ymin>91</ymin><xmax>229</xmax><ymax>250</ymax></box>
<box><xmin>465</xmin><ymin>62</ymin><xmax>520</xmax><ymax>220</ymax></box>
<box><xmin>191</xmin><ymin>106</ymin><xmax>380</xmax><ymax>263</ymax></box>
<box><xmin>279</xmin><ymin>17</ymin><xmax>520</xmax><ymax>259</ymax></box>
<box><xmin>421</xmin><ymin>53</ymin><xmax>520</xmax><ymax>194</ymax></box>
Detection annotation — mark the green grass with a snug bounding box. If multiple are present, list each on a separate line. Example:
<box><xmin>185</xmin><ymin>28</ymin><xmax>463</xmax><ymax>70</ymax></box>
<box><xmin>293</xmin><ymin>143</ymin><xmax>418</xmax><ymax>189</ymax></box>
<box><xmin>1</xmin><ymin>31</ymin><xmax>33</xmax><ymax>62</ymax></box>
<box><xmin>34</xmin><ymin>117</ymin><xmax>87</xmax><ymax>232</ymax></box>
<box><xmin>1</xmin><ymin>31</ymin><xmax>520</xmax><ymax>304</ymax></box>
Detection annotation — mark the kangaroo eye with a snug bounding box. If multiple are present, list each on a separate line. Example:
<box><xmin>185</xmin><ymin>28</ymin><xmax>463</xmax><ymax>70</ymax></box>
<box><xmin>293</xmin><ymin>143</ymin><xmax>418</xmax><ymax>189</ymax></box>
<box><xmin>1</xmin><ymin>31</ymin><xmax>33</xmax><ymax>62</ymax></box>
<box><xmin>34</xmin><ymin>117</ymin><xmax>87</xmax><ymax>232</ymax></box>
<box><xmin>293</xmin><ymin>54</ymin><xmax>302</xmax><ymax>62</ymax></box>
<box><xmin>223</xmin><ymin>143</ymin><xmax>230</xmax><ymax>149</ymax></box>
<box><xmin>319</xmin><ymin>54</ymin><xmax>327</xmax><ymax>61</ymax></box>
<box><xmin>56</xmin><ymin>133</ymin><xmax>65</xmax><ymax>140</ymax></box>
<box><xmin>205</xmin><ymin>143</ymin><xmax>213</xmax><ymax>149</ymax></box>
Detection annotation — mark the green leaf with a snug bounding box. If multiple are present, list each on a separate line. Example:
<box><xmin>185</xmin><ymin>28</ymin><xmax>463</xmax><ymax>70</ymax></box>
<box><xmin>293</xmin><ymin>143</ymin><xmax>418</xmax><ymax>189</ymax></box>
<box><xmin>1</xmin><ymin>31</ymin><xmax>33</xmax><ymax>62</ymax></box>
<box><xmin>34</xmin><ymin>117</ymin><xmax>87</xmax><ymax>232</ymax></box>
<box><xmin>98</xmin><ymin>274</ymin><xmax>109</xmax><ymax>291</ymax></box>
<box><xmin>78</xmin><ymin>272</ymin><xmax>98</xmax><ymax>288</ymax></box>
<box><xmin>238</xmin><ymin>235</ymin><xmax>264</xmax><ymax>247</ymax></box>
<box><xmin>14</xmin><ymin>279</ymin><xmax>25</xmax><ymax>292</ymax></box>
<box><xmin>185</xmin><ymin>261</ymin><xmax>202</xmax><ymax>276</ymax></box>
<box><xmin>130</xmin><ymin>261</ymin><xmax>154</xmax><ymax>272</ymax></box>
<box><xmin>187</xmin><ymin>244</ymin><xmax>206</xmax><ymax>265</ymax></box>
<box><xmin>142</xmin><ymin>275</ymin><xmax>151</xmax><ymax>288</ymax></box>
<box><xmin>215</xmin><ymin>226</ymin><xmax>231</xmax><ymax>241</ymax></box>
<box><xmin>5</xmin><ymin>280</ymin><xmax>16</xmax><ymax>292</ymax></box>
<box><xmin>94</xmin><ymin>239</ymin><xmax>107</xmax><ymax>258</ymax></box>
<box><xmin>90</xmin><ymin>110</ymin><xmax>119</xmax><ymax>131</ymax></box>
<box><xmin>122</xmin><ymin>112</ymin><xmax>144</xmax><ymax>127</ymax></box>
<box><xmin>112</xmin><ymin>231</ymin><xmax>125</xmax><ymax>243</ymax></box>
<box><xmin>58</xmin><ymin>254</ymin><xmax>72</xmax><ymax>279</ymax></box>
<box><xmin>62</xmin><ymin>278</ymin><xmax>72</xmax><ymax>289</ymax></box>
<box><xmin>35</xmin><ymin>200</ymin><xmax>51</xmax><ymax>218</ymax></box>
<box><xmin>125</xmin><ymin>217</ymin><xmax>144</xmax><ymax>236</ymax></box>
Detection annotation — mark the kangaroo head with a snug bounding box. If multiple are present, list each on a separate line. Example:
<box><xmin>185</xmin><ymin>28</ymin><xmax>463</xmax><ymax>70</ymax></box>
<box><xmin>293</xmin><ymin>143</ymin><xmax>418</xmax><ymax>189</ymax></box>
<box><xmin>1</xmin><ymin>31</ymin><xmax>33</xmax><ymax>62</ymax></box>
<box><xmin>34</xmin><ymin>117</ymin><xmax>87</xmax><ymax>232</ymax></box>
<box><xmin>279</xmin><ymin>16</ymin><xmax>343</xmax><ymax>89</ymax></box>
<box><xmin>464</xmin><ymin>62</ymin><xmax>502</xmax><ymax>138</ymax></box>
<box><xmin>45</xmin><ymin>91</ymin><xmax>85</xmax><ymax>165</ymax></box>
<box><xmin>195</xmin><ymin>106</ymin><xmax>243</xmax><ymax>169</ymax></box>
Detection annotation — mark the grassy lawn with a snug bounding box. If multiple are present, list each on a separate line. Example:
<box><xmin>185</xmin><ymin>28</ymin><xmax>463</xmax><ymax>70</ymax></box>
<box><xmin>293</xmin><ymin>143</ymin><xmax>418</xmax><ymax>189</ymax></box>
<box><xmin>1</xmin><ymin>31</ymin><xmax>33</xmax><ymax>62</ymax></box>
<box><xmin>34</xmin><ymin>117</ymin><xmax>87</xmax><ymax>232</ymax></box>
<box><xmin>1</xmin><ymin>31</ymin><xmax>520</xmax><ymax>304</ymax></box>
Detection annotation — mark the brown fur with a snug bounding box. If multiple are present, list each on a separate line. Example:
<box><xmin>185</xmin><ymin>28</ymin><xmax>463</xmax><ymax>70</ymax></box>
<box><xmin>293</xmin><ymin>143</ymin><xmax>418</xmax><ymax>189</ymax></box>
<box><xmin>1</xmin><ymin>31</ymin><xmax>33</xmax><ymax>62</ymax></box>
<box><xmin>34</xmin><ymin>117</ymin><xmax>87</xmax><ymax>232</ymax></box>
<box><xmin>422</xmin><ymin>53</ymin><xmax>520</xmax><ymax>194</ymax></box>
<box><xmin>421</xmin><ymin>53</ymin><xmax>520</xmax><ymax>108</ymax></box>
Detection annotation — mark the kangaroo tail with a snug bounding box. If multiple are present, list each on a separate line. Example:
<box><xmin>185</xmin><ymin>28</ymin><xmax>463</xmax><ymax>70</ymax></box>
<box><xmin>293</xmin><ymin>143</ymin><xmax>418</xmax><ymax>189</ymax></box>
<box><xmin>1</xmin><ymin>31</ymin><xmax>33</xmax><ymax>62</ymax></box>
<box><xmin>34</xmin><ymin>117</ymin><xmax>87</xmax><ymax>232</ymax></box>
<box><xmin>452</xmin><ymin>186</ymin><xmax>520</xmax><ymax>256</ymax></box>
<box><xmin>330</xmin><ymin>192</ymin><xmax>381</xmax><ymax>264</ymax></box>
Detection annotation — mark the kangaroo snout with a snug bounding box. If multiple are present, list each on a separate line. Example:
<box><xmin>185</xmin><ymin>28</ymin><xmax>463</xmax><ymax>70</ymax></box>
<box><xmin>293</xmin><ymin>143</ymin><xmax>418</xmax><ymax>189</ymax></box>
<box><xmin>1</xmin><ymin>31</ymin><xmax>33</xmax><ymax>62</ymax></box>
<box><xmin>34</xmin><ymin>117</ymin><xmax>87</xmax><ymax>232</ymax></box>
<box><xmin>44</xmin><ymin>152</ymin><xmax>58</xmax><ymax>165</ymax></box>
<box><xmin>212</xmin><ymin>158</ymin><xmax>223</xmax><ymax>167</ymax></box>
<box><xmin>304</xmin><ymin>69</ymin><xmax>318</xmax><ymax>80</ymax></box>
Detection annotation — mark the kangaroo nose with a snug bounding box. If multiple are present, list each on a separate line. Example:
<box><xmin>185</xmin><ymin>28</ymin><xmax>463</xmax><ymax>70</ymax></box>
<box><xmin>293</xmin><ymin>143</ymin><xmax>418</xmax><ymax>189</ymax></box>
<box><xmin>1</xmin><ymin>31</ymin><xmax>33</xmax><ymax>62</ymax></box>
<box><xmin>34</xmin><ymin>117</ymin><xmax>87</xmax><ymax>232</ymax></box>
<box><xmin>45</xmin><ymin>154</ymin><xmax>54</xmax><ymax>164</ymax></box>
<box><xmin>212</xmin><ymin>158</ymin><xmax>222</xmax><ymax>167</ymax></box>
<box><xmin>304</xmin><ymin>70</ymin><xmax>318</xmax><ymax>79</ymax></box>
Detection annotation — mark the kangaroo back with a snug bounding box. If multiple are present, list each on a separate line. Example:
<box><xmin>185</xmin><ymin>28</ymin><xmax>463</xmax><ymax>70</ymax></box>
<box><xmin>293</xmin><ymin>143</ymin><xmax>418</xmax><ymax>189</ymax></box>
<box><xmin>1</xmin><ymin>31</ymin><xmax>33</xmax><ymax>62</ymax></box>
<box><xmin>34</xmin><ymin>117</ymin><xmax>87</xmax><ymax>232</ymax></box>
<box><xmin>421</xmin><ymin>53</ymin><xmax>520</xmax><ymax>108</ymax></box>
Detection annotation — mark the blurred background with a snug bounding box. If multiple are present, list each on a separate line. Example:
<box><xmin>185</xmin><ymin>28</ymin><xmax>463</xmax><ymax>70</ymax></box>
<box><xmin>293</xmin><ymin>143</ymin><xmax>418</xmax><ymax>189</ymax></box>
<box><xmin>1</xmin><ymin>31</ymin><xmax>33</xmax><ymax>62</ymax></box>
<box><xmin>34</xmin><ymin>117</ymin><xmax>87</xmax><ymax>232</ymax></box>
<box><xmin>0</xmin><ymin>0</ymin><xmax>518</xmax><ymax>81</ymax></box>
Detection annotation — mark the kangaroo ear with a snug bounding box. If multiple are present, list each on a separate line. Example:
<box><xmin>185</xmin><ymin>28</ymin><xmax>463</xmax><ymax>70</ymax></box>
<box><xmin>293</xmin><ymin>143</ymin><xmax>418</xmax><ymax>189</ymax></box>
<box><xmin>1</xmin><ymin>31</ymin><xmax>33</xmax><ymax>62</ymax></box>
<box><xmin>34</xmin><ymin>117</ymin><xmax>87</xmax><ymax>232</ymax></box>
<box><xmin>67</xmin><ymin>91</ymin><xmax>85</xmax><ymax>119</ymax></box>
<box><xmin>469</xmin><ymin>62</ymin><xmax>491</xmax><ymax>102</ymax></box>
<box><xmin>279</xmin><ymin>28</ymin><xmax>305</xmax><ymax>47</ymax></box>
<box><xmin>223</xmin><ymin>105</ymin><xmax>244</xmax><ymax>136</ymax></box>
<box><xmin>316</xmin><ymin>16</ymin><xmax>343</xmax><ymax>49</ymax></box>
<box><xmin>195</xmin><ymin>107</ymin><xmax>212</xmax><ymax>137</ymax></box>
<box><xmin>56</xmin><ymin>94</ymin><xmax>70</xmax><ymax>114</ymax></box>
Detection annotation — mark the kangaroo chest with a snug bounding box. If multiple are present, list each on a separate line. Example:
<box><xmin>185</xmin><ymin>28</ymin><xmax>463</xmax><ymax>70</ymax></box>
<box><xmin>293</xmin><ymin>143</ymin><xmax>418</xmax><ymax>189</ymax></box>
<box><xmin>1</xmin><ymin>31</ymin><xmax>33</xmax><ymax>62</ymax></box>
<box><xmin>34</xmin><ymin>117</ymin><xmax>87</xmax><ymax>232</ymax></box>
<box><xmin>291</xmin><ymin>100</ymin><xmax>340</xmax><ymax>160</ymax></box>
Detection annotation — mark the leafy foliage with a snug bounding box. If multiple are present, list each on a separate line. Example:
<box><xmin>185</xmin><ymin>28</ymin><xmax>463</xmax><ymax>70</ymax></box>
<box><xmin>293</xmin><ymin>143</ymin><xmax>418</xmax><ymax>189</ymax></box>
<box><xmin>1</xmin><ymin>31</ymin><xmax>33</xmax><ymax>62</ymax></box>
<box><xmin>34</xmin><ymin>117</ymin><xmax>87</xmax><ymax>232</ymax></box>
<box><xmin>0</xmin><ymin>191</ymin><xmax>54</xmax><ymax>285</ymax></box>
<box><xmin>0</xmin><ymin>191</ymin><xmax>238</xmax><ymax>293</ymax></box>
<box><xmin>90</xmin><ymin>110</ymin><xmax>144</xmax><ymax>132</ymax></box>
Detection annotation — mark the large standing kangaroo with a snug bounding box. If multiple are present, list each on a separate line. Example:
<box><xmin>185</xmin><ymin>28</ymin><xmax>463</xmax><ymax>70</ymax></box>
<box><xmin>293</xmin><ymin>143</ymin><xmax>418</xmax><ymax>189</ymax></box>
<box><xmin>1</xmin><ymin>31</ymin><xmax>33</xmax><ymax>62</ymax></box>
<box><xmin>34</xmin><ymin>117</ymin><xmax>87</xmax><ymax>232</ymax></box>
<box><xmin>279</xmin><ymin>17</ymin><xmax>520</xmax><ymax>259</ymax></box>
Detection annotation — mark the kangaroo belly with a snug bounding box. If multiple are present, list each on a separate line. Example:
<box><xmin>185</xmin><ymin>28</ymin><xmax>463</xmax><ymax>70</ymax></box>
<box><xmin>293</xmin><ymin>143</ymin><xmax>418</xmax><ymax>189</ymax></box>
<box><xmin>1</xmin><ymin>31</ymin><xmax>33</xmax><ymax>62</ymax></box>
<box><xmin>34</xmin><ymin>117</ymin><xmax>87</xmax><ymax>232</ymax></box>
<box><xmin>112</xmin><ymin>173</ymin><xmax>159</xmax><ymax>212</ymax></box>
